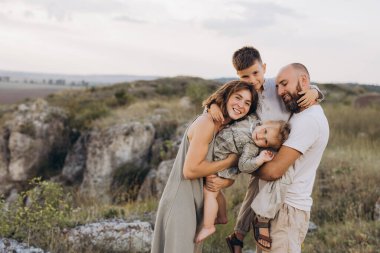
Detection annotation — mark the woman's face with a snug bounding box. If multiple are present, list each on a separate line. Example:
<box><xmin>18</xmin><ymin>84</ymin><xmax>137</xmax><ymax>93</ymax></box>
<box><xmin>226</xmin><ymin>89</ymin><xmax>252</xmax><ymax>120</ymax></box>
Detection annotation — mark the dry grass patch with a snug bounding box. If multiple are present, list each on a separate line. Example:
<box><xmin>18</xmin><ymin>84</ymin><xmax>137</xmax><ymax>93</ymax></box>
<box><xmin>92</xmin><ymin>98</ymin><xmax>198</xmax><ymax>128</ymax></box>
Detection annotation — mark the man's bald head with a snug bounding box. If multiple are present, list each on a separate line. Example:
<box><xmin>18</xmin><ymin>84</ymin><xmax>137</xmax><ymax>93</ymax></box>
<box><xmin>278</xmin><ymin>63</ymin><xmax>310</xmax><ymax>82</ymax></box>
<box><xmin>276</xmin><ymin>63</ymin><xmax>311</xmax><ymax>113</ymax></box>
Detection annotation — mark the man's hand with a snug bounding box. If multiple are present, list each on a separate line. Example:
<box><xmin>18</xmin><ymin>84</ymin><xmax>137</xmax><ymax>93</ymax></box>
<box><xmin>297</xmin><ymin>88</ymin><xmax>318</xmax><ymax>108</ymax></box>
<box><xmin>205</xmin><ymin>175</ymin><xmax>234</xmax><ymax>192</ymax></box>
<box><xmin>209</xmin><ymin>104</ymin><xmax>225</xmax><ymax>123</ymax></box>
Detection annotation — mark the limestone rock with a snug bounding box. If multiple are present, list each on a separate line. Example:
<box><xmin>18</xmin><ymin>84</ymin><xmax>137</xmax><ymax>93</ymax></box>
<box><xmin>308</xmin><ymin>221</ymin><xmax>318</xmax><ymax>233</ymax></box>
<box><xmin>67</xmin><ymin>219</ymin><xmax>152</xmax><ymax>253</ymax></box>
<box><xmin>79</xmin><ymin>122</ymin><xmax>155</xmax><ymax>203</ymax></box>
<box><xmin>137</xmin><ymin>159</ymin><xmax>174</xmax><ymax>200</ymax></box>
<box><xmin>374</xmin><ymin>197</ymin><xmax>380</xmax><ymax>221</ymax></box>
<box><xmin>0</xmin><ymin>99</ymin><xmax>68</xmax><ymax>196</ymax></box>
<box><xmin>61</xmin><ymin>133</ymin><xmax>89</xmax><ymax>183</ymax></box>
<box><xmin>0</xmin><ymin>238</ymin><xmax>46</xmax><ymax>253</ymax></box>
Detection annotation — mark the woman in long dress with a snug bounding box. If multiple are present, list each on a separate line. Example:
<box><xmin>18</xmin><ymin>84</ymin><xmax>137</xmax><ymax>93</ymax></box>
<box><xmin>151</xmin><ymin>80</ymin><xmax>258</xmax><ymax>253</ymax></box>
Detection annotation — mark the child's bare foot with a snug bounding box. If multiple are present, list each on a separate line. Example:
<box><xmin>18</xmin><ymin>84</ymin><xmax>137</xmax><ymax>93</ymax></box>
<box><xmin>195</xmin><ymin>226</ymin><xmax>216</xmax><ymax>243</ymax></box>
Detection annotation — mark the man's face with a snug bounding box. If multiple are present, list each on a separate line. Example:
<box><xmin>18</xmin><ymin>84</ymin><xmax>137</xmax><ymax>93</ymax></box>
<box><xmin>237</xmin><ymin>61</ymin><xmax>266</xmax><ymax>92</ymax></box>
<box><xmin>276</xmin><ymin>67</ymin><xmax>302</xmax><ymax>113</ymax></box>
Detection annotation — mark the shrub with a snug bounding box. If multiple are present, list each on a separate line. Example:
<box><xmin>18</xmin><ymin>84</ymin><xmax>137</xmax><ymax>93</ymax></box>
<box><xmin>186</xmin><ymin>83</ymin><xmax>211</xmax><ymax>107</ymax></box>
<box><xmin>0</xmin><ymin>178</ymin><xmax>72</xmax><ymax>249</ymax></box>
<box><xmin>114</xmin><ymin>89</ymin><xmax>134</xmax><ymax>106</ymax></box>
<box><xmin>68</xmin><ymin>102</ymin><xmax>110</xmax><ymax>130</ymax></box>
<box><xmin>19</xmin><ymin>120</ymin><xmax>36</xmax><ymax>138</ymax></box>
<box><xmin>111</xmin><ymin>162</ymin><xmax>151</xmax><ymax>203</ymax></box>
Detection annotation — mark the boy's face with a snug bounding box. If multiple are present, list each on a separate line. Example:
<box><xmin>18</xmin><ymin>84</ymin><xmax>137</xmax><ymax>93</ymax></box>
<box><xmin>251</xmin><ymin>123</ymin><xmax>281</xmax><ymax>149</ymax></box>
<box><xmin>237</xmin><ymin>61</ymin><xmax>266</xmax><ymax>92</ymax></box>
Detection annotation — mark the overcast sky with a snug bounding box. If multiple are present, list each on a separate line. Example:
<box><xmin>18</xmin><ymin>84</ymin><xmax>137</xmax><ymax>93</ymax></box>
<box><xmin>0</xmin><ymin>0</ymin><xmax>379</xmax><ymax>84</ymax></box>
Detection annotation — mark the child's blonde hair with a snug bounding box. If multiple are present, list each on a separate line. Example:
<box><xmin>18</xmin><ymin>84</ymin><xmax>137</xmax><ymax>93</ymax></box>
<box><xmin>251</xmin><ymin>120</ymin><xmax>291</xmax><ymax>149</ymax></box>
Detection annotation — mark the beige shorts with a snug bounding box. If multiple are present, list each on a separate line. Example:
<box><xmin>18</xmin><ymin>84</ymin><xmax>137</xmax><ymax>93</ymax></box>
<box><xmin>234</xmin><ymin>176</ymin><xmax>310</xmax><ymax>253</ymax></box>
<box><xmin>256</xmin><ymin>203</ymin><xmax>310</xmax><ymax>253</ymax></box>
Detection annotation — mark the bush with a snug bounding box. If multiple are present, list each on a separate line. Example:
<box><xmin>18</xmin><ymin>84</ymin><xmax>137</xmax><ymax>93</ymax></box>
<box><xmin>19</xmin><ymin>120</ymin><xmax>36</xmax><ymax>138</ymax></box>
<box><xmin>111</xmin><ymin>162</ymin><xmax>151</xmax><ymax>203</ymax></box>
<box><xmin>0</xmin><ymin>178</ymin><xmax>72</xmax><ymax>249</ymax></box>
<box><xmin>68</xmin><ymin>101</ymin><xmax>110</xmax><ymax>130</ymax></box>
<box><xmin>186</xmin><ymin>83</ymin><xmax>213</xmax><ymax>108</ymax></box>
<box><xmin>114</xmin><ymin>89</ymin><xmax>134</xmax><ymax>106</ymax></box>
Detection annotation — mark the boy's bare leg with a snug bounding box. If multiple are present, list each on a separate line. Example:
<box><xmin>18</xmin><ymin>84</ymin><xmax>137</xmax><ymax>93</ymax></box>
<box><xmin>215</xmin><ymin>191</ymin><xmax>228</xmax><ymax>224</ymax></box>
<box><xmin>195</xmin><ymin>187</ymin><xmax>219</xmax><ymax>243</ymax></box>
<box><xmin>227</xmin><ymin>176</ymin><xmax>260</xmax><ymax>252</ymax></box>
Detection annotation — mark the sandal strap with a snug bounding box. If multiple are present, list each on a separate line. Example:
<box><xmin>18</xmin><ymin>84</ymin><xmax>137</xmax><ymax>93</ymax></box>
<box><xmin>258</xmin><ymin>234</ymin><xmax>272</xmax><ymax>243</ymax></box>
<box><xmin>254</xmin><ymin>221</ymin><xmax>270</xmax><ymax>228</ymax></box>
<box><xmin>227</xmin><ymin>233</ymin><xmax>244</xmax><ymax>247</ymax></box>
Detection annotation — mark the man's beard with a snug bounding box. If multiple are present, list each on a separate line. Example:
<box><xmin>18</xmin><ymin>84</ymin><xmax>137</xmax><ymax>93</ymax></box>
<box><xmin>282</xmin><ymin>82</ymin><xmax>302</xmax><ymax>113</ymax></box>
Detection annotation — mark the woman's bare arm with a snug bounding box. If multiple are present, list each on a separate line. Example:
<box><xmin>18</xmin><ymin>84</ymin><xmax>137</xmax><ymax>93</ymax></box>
<box><xmin>183</xmin><ymin>115</ymin><xmax>237</xmax><ymax>179</ymax></box>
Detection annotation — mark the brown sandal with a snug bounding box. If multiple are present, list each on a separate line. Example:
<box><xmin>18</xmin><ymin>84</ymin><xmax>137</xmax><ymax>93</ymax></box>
<box><xmin>225</xmin><ymin>232</ymin><xmax>243</xmax><ymax>253</ymax></box>
<box><xmin>252</xmin><ymin>217</ymin><xmax>272</xmax><ymax>250</ymax></box>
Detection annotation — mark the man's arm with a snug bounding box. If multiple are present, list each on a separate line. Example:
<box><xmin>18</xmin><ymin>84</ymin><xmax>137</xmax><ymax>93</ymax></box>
<box><xmin>253</xmin><ymin>146</ymin><xmax>301</xmax><ymax>181</ymax></box>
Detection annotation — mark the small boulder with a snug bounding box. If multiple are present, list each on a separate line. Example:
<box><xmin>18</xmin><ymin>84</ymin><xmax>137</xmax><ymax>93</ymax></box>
<box><xmin>67</xmin><ymin>219</ymin><xmax>152</xmax><ymax>253</ymax></box>
<box><xmin>0</xmin><ymin>238</ymin><xmax>46</xmax><ymax>253</ymax></box>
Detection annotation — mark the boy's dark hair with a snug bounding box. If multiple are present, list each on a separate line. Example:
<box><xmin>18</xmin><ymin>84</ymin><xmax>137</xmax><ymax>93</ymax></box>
<box><xmin>232</xmin><ymin>46</ymin><xmax>262</xmax><ymax>71</ymax></box>
<box><xmin>203</xmin><ymin>80</ymin><xmax>258</xmax><ymax>119</ymax></box>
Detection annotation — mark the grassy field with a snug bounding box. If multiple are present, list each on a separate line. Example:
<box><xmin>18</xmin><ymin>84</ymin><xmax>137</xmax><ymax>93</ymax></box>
<box><xmin>0</xmin><ymin>78</ymin><xmax>379</xmax><ymax>252</ymax></box>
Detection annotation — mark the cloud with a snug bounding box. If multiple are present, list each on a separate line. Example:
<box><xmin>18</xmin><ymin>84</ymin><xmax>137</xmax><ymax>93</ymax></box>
<box><xmin>2</xmin><ymin>0</ymin><xmax>130</xmax><ymax>21</ymax></box>
<box><xmin>113</xmin><ymin>15</ymin><xmax>148</xmax><ymax>24</ymax></box>
<box><xmin>23</xmin><ymin>10</ymin><xmax>34</xmax><ymax>18</ymax></box>
<box><xmin>202</xmin><ymin>1</ymin><xmax>301</xmax><ymax>36</ymax></box>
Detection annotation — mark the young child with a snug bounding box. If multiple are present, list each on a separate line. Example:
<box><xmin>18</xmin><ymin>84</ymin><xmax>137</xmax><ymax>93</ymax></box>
<box><xmin>208</xmin><ymin>46</ymin><xmax>324</xmax><ymax>251</ymax></box>
<box><xmin>195</xmin><ymin>114</ymin><xmax>290</xmax><ymax>243</ymax></box>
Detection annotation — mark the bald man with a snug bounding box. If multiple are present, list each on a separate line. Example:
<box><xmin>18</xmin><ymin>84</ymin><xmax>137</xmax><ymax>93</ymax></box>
<box><xmin>228</xmin><ymin>63</ymin><xmax>329</xmax><ymax>253</ymax></box>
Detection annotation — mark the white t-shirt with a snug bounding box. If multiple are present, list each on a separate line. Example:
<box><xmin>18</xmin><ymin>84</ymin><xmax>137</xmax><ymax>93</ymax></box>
<box><xmin>282</xmin><ymin>105</ymin><xmax>329</xmax><ymax>211</ymax></box>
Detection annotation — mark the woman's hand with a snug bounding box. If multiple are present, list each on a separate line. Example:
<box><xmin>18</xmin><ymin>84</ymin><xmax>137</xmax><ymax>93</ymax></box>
<box><xmin>297</xmin><ymin>88</ymin><xmax>318</xmax><ymax>108</ymax></box>
<box><xmin>209</xmin><ymin>104</ymin><xmax>225</xmax><ymax>123</ymax></box>
<box><xmin>205</xmin><ymin>175</ymin><xmax>234</xmax><ymax>192</ymax></box>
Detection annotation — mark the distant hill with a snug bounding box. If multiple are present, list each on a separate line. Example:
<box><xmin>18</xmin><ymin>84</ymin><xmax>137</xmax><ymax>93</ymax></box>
<box><xmin>0</xmin><ymin>69</ymin><xmax>160</xmax><ymax>86</ymax></box>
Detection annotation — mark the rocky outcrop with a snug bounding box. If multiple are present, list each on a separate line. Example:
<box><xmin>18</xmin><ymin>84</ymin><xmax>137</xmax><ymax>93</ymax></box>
<box><xmin>308</xmin><ymin>221</ymin><xmax>318</xmax><ymax>233</ymax></box>
<box><xmin>66</xmin><ymin>219</ymin><xmax>152</xmax><ymax>253</ymax></box>
<box><xmin>0</xmin><ymin>238</ymin><xmax>46</xmax><ymax>253</ymax></box>
<box><xmin>375</xmin><ymin>197</ymin><xmax>380</xmax><ymax>221</ymax></box>
<box><xmin>79</xmin><ymin>122</ymin><xmax>155</xmax><ymax>203</ymax></box>
<box><xmin>0</xmin><ymin>99</ymin><xmax>68</xmax><ymax>196</ymax></box>
<box><xmin>137</xmin><ymin>120</ymin><xmax>190</xmax><ymax>201</ymax></box>
<box><xmin>137</xmin><ymin>159</ymin><xmax>174</xmax><ymax>200</ymax></box>
<box><xmin>61</xmin><ymin>133</ymin><xmax>89</xmax><ymax>183</ymax></box>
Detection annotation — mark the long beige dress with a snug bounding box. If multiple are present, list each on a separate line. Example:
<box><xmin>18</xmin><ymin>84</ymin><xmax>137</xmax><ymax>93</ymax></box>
<box><xmin>151</xmin><ymin>121</ymin><xmax>216</xmax><ymax>253</ymax></box>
